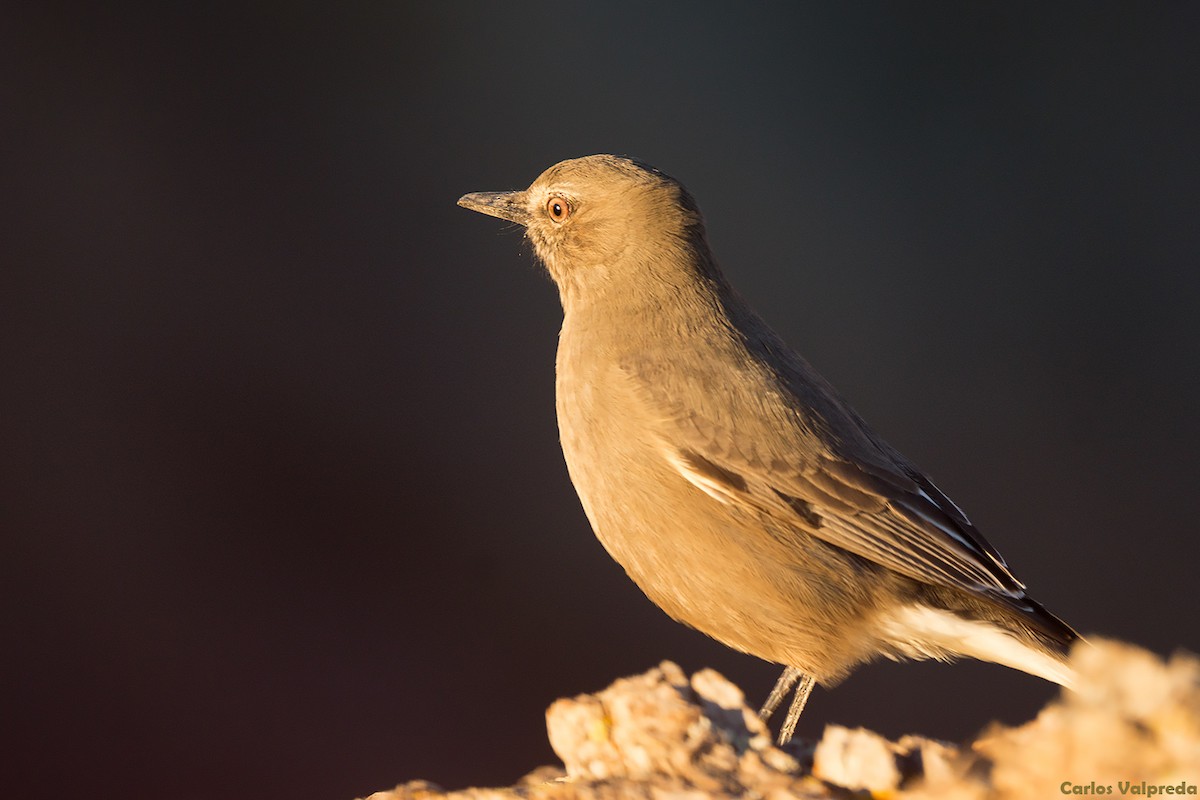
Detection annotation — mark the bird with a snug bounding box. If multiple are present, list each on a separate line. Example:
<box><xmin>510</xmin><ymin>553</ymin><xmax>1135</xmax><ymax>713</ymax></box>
<box><xmin>457</xmin><ymin>154</ymin><xmax>1080</xmax><ymax>744</ymax></box>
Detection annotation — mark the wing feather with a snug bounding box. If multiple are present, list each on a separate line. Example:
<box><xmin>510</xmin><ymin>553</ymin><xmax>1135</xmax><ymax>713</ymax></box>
<box><xmin>619</xmin><ymin>357</ymin><xmax>1024</xmax><ymax>597</ymax></box>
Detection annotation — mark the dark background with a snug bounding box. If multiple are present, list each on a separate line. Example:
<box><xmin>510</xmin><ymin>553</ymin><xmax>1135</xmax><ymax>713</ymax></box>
<box><xmin>4</xmin><ymin>4</ymin><xmax>1198</xmax><ymax>799</ymax></box>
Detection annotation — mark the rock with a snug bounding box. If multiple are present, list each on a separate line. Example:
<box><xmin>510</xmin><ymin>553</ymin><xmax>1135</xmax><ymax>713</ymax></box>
<box><xmin>811</xmin><ymin>725</ymin><xmax>901</xmax><ymax>792</ymax></box>
<box><xmin>979</xmin><ymin>640</ymin><xmax>1200</xmax><ymax>800</ymax></box>
<box><xmin>361</xmin><ymin>639</ymin><xmax>1200</xmax><ymax>800</ymax></box>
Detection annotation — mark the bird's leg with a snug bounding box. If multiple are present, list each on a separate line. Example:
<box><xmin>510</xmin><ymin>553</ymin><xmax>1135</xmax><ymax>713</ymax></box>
<box><xmin>759</xmin><ymin>667</ymin><xmax>816</xmax><ymax>743</ymax></box>
<box><xmin>779</xmin><ymin>672</ymin><xmax>815</xmax><ymax>744</ymax></box>
<box><xmin>759</xmin><ymin>666</ymin><xmax>804</xmax><ymax>722</ymax></box>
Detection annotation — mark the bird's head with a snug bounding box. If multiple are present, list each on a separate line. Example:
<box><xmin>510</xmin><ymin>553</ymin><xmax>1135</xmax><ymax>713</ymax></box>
<box><xmin>458</xmin><ymin>154</ymin><xmax>710</xmax><ymax>303</ymax></box>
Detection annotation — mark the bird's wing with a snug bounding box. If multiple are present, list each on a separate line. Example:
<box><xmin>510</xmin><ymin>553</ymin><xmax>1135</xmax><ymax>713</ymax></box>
<box><xmin>617</xmin><ymin>355</ymin><xmax>1026</xmax><ymax>598</ymax></box>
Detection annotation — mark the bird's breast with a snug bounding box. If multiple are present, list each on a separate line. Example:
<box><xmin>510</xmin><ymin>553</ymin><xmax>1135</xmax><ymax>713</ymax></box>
<box><xmin>554</xmin><ymin>319</ymin><xmax>762</xmax><ymax>624</ymax></box>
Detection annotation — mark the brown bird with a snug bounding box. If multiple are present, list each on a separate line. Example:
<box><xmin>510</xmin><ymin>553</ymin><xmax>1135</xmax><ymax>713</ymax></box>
<box><xmin>458</xmin><ymin>154</ymin><xmax>1079</xmax><ymax>743</ymax></box>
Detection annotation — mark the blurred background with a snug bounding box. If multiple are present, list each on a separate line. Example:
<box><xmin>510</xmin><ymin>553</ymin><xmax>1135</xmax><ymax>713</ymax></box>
<box><xmin>4</xmin><ymin>4</ymin><xmax>1198</xmax><ymax>799</ymax></box>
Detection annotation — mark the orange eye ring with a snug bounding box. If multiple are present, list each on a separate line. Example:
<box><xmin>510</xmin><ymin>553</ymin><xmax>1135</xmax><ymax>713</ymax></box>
<box><xmin>546</xmin><ymin>197</ymin><xmax>571</xmax><ymax>222</ymax></box>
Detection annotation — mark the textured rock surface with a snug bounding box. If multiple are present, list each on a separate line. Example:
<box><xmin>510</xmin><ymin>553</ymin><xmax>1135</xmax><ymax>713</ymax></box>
<box><xmin>364</xmin><ymin>639</ymin><xmax>1200</xmax><ymax>800</ymax></box>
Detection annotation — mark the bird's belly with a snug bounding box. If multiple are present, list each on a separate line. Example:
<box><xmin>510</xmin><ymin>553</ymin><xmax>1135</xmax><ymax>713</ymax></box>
<box><xmin>555</xmin><ymin>370</ymin><xmax>869</xmax><ymax>675</ymax></box>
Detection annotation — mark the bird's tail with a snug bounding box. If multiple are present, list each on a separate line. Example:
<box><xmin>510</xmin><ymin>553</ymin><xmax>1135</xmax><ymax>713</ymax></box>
<box><xmin>886</xmin><ymin>590</ymin><xmax>1081</xmax><ymax>689</ymax></box>
<box><xmin>1006</xmin><ymin>594</ymin><xmax>1083</xmax><ymax>687</ymax></box>
<box><xmin>967</xmin><ymin>591</ymin><xmax>1082</xmax><ymax>688</ymax></box>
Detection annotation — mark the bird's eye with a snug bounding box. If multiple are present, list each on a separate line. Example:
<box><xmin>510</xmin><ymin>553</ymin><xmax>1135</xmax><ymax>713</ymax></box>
<box><xmin>546</xmin><ymin>197</ymin><xmax>570</xmax><ymax>222</ymax></box>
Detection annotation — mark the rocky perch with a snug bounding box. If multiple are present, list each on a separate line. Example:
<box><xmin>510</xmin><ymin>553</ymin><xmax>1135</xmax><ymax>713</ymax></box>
<box><xmin>366</xmin><ymin>640</ymin><xmax>1200</xmax><ymax>799</ymax></box>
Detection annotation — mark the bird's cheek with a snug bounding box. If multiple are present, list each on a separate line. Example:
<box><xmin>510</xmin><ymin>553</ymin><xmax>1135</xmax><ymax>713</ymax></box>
<box><xmin>530</xmin><ymin>236</ymin><xmax>561</xmax><ymax>275</ymax></box>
